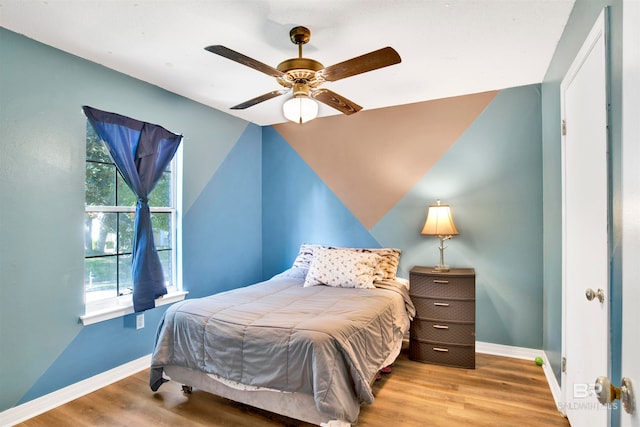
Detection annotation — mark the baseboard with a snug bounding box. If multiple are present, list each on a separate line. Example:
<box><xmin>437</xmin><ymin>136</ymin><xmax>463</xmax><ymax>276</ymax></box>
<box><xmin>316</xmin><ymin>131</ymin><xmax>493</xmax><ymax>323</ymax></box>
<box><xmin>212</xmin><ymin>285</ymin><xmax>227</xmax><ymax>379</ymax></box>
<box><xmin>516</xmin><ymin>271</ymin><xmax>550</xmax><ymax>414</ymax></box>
<box><xmin>476</xmin><ymin>341</ymin><xmax>563</xmax><ymax>412</ymax></box>
<box><xmin>0</xmin><ymin>354</ymin><xmax>151</xmax><ymax>427</ymax></box>
<box><xmin>541</xmin><ymin>353</ymin><xmax>564</xmax><ymax>414</ymax></box>
<box><xmin>476</xmin><ymin>341</ymin><xmax>543</xmax><ymax>359</ymax></box>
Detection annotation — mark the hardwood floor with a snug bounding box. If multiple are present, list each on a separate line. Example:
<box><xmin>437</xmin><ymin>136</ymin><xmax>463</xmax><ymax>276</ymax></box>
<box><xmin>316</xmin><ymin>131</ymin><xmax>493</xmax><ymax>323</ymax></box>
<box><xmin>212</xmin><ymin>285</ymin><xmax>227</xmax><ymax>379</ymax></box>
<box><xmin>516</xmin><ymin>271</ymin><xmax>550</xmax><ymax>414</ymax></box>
<box><xmin>18</xmin><ymin>349</ymin><xmax>570</xmax><ymax>427</ymax></box>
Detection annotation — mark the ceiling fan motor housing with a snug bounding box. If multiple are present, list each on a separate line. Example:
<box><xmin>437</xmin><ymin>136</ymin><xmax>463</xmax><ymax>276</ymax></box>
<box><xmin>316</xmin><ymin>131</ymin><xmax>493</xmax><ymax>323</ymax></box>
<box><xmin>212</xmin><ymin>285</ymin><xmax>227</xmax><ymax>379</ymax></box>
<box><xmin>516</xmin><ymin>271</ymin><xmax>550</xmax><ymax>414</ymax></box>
<box><xmin>277</xmin><ymin>58</ymin><xmax>324</xmax><ymax>87</ymax></box>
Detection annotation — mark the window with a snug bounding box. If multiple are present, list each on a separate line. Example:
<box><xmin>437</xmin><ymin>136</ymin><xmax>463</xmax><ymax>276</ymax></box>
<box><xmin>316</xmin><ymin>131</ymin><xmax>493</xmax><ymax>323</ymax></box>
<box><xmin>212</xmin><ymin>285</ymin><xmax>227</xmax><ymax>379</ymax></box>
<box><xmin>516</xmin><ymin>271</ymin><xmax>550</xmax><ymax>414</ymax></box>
<box><xmin>83</xmin><ymin>121</ymin><xmax>182</xmax><ymax>320</ymax></box>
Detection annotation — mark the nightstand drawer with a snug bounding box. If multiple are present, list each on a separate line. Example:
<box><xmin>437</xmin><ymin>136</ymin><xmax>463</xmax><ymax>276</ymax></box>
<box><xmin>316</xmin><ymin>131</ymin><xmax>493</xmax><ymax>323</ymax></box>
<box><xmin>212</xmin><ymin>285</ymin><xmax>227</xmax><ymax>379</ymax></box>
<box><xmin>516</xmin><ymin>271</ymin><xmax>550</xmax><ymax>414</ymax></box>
<box><xmin>412</xmin><ymin>297</ymin><xmax>475</xmax><ymax>322</ymax></box>
<box><xmin>409</xmin><ymin>340</ymin><xmax>475</xmax><ymax>369</ymax></box>
<box><xmin>410</xmin><ymin>274</ymin><xmax>475</xmax><ymax>299</ymax></box>
<box><xmin>410</xmin><ymin>319</ymin><xmax>475</xmax><ymax>345</ymax></box>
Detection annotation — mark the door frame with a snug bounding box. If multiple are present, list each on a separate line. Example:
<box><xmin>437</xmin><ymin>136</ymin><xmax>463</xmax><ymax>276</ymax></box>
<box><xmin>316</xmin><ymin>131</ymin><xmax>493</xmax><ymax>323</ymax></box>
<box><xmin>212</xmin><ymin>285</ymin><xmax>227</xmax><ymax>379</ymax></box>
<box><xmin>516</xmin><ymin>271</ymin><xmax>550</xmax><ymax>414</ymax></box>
<box><xmin>560</xmin><ymin>7</ymin><xmax>611</xmax><ymax>419</ymax></box>
<box><xmin>621</xmin><ymin>1</ymin><xmax>640</xmax><ymax>425</ymax></box>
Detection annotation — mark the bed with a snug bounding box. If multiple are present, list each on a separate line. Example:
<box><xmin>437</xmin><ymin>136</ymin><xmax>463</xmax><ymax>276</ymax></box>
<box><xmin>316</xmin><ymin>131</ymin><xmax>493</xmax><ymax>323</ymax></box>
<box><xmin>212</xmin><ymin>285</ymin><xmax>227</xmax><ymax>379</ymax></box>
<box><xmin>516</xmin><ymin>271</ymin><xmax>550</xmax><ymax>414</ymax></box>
<box><xmin>149</xmin><ymin>245</ymin><xmax>415</xmax><ymax>426</ymax></box>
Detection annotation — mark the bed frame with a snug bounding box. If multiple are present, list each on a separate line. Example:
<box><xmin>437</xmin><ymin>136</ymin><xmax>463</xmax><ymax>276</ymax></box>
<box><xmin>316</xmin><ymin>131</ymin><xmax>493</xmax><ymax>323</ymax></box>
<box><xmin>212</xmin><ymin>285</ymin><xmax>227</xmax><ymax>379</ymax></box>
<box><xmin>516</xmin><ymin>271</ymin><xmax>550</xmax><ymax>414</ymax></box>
<box><xmin>164</xmin><ymin>365</ymin><xmax>334</xmax><ymax>425</ymax></box>
<box><xmin>162</xmin><ymin>338</ymin><xmax>405</xmax><ymax>426</ymax></box>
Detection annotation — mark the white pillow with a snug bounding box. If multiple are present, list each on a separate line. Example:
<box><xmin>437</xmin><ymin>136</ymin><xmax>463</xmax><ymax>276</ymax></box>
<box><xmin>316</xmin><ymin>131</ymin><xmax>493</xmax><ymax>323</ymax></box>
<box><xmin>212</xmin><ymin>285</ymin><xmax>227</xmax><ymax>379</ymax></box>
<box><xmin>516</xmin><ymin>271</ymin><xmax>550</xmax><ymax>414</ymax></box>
<box><xmin>304</xmin><ymin>247</ymin><xmax>381</xmax><ymax>289</ymax></box>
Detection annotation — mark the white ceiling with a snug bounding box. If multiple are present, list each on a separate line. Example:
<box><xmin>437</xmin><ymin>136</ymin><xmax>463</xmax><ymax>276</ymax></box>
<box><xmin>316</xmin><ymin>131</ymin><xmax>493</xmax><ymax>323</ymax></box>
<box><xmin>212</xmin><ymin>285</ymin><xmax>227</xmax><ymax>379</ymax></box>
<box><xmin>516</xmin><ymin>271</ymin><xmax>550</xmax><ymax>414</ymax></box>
<box><xmin>0</xmin><ymin>0</ymin><xmax>575</xmax><ymax>126</ymax></box>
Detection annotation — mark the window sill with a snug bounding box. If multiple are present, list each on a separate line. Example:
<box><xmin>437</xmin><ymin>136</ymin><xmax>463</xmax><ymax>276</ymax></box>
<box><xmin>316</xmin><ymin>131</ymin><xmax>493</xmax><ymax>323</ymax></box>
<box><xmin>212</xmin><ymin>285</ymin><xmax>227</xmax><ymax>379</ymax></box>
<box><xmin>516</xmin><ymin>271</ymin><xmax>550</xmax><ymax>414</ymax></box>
<box><xmin>80</xmin><ymin>291</ymin><xmax>188</xmax><ymax>326</ymax></box>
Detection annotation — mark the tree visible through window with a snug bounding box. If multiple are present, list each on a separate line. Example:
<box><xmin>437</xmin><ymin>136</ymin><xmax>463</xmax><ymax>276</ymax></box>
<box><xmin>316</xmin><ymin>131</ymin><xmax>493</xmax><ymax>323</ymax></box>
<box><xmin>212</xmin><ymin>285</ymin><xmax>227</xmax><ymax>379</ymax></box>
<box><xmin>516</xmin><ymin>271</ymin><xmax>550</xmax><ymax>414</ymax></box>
<box><xmin>84</xmin><ymin>122</ymin><xmax>177</xmax><ymax>306</ymax></box>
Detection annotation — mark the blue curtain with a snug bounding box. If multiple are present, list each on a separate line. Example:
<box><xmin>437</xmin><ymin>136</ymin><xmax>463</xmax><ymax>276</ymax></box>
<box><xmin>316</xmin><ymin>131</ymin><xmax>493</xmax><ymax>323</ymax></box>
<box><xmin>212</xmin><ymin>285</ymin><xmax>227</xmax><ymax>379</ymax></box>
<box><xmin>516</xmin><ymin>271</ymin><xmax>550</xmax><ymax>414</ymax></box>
<box><xmin>83</xmin><ymin>106</ymin><xmax>183</xmax><ymax>312</ymax></box>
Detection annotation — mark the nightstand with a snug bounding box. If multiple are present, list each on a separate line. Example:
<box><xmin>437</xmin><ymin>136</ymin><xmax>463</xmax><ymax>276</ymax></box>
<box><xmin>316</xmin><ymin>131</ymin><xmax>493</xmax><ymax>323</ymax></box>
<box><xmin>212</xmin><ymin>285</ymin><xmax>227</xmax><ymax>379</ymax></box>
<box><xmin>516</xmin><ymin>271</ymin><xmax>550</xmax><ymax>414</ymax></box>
<box><xmin>409</xmin><ymin>266</ymin><xmax>476</xmax><ymax>369</ymax></box>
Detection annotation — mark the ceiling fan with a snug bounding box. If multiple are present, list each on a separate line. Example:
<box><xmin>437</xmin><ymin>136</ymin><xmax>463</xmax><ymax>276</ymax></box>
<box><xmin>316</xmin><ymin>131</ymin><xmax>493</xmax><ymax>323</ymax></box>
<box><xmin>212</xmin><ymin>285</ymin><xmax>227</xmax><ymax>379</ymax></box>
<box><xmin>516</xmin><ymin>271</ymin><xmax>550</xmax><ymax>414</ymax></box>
<box><xmin>205</xmin><ymin>26</ymin><xmax>401</xmax><ymax>123</ymax></box>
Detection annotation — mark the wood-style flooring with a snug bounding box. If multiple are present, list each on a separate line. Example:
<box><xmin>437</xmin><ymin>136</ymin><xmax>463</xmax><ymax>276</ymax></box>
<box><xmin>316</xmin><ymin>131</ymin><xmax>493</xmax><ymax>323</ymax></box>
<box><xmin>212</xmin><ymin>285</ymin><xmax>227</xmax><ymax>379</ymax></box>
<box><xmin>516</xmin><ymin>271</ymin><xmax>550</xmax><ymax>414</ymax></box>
<box><xmin>17</xmin><ymin>349</ymin><xmax>570</xmax><ymax>427</ymax></box>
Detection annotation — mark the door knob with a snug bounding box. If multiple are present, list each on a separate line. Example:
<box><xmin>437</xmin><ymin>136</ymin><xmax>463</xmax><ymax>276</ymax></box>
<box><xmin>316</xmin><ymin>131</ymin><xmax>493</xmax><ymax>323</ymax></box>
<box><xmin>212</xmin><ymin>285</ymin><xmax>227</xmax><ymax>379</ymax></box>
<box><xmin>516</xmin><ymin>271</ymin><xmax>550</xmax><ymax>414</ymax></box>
<box><xmin>585</xmin><ymin>288</ymin><xmax>605</xmax><ymax>303</ymax></box>
<box><xmin>595</xmin><ymin>376</ymin><xmax>635</xmax><ymax>414</ymax></box>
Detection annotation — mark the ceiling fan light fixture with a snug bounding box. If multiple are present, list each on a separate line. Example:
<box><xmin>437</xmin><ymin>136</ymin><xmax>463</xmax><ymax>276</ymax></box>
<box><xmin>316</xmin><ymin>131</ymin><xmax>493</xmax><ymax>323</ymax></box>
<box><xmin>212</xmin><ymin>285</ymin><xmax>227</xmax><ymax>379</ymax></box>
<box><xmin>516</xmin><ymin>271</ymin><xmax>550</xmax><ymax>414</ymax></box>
<box><xmin>283</xmin><ymin>95</ymin><xmax>318</xmax><ymax>124</ymax></box>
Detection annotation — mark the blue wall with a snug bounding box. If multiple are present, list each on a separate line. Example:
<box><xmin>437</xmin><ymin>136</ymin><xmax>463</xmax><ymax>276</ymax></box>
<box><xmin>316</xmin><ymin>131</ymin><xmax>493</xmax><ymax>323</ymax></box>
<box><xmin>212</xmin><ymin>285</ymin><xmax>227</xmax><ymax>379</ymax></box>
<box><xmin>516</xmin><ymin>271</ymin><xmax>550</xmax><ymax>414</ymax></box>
<box><xmin>262</xmin><ymin>126</ymin><xmax>381</xmax><ymax>277</ymax></box>
<box><xmin>263</xmin><ymin>85</ymin><xmax>543</xmax><ymax>349</ymax></box>
<box><xmin>0</xmin><ymin>28</ymin><xmax>262</xmax><ymax>412</ymax></box>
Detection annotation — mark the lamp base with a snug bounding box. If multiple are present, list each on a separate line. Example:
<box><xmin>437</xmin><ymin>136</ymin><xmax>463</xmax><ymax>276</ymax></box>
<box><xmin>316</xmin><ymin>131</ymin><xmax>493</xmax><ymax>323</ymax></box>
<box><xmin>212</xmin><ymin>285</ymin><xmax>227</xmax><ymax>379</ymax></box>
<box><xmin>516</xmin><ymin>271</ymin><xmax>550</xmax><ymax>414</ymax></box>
<box><xmin>434</xmin><ymin>235</ymin><xmax>452</xmax><ymax>272</ymax></box>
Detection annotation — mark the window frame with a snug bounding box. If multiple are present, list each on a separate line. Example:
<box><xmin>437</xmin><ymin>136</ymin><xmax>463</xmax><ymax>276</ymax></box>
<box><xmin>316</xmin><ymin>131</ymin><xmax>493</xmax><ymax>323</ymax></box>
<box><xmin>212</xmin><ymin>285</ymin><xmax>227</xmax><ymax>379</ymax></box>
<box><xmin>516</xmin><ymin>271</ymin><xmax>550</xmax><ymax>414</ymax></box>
<box><xmin>81</xmin><ymin>133</ymin><xmax>185</xmax><ymax>325</ymax></box>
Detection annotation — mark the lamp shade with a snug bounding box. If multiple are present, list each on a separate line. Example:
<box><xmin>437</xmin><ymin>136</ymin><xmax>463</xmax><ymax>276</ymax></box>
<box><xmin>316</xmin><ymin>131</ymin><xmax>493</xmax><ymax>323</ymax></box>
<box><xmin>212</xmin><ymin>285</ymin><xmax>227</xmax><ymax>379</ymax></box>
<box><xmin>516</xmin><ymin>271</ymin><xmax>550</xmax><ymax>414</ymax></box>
<box><xmin>283</xmin><ymin>96</ymin><xmax>319</xmax><ymax>124</ymax></box>
<box><xmin>421</xmin><ymin>203</ymin><xmax>459</xmax><ymax>236</ymax></box>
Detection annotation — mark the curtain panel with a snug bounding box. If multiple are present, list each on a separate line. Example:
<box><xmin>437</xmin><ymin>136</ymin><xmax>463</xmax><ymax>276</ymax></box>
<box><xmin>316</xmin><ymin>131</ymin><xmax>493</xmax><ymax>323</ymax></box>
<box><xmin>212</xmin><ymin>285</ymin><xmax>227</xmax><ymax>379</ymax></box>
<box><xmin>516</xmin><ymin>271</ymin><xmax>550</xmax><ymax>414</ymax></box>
<box><xmin>83</xmin><ymin>106</ymin><xmax>182</xmax><ymax>312</ymax></box>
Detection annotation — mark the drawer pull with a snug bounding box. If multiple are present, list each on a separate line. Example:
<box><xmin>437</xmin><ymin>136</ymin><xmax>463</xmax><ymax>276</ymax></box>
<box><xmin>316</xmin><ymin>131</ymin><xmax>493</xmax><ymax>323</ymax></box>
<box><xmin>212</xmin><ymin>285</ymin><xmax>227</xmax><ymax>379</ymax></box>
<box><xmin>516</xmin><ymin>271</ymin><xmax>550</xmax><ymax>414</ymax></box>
<box><xmin>433</xmin><ymin>280</ymin><xmax>449</xmax><ymax>284</ymax></box>
<box><xmin>433</xmin><ymin>347</ymin><xmax>449</xmax><ymax>352</ymax></box>
<box><xmin>433</xmin><ymin>324</ymin><xmax>449</xmax><ymax>329</ymax></box>
<box><xmin>434</xmin><ymin>302</ymin><xmax>450</xmax><ymax>307</ymax></box>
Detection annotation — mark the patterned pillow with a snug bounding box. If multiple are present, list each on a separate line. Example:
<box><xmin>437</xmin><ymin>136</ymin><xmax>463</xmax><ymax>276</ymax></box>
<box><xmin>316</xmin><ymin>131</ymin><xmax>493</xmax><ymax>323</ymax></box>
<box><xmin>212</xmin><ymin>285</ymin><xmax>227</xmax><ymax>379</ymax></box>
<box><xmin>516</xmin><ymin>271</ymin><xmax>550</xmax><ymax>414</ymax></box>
<box><xmin>291</xmin><ymin>243</ymin><xmax>324</xmax><ymax>269</ymax></box>
<box><xmin>304</xmin><ymin>247</ymin><xmax>382</xmax><ymax>289</ymax></box>
<box><xmin>337</xmin><ymin>247</ymin><xmax>401</xmax><ymax>281</ymax></box>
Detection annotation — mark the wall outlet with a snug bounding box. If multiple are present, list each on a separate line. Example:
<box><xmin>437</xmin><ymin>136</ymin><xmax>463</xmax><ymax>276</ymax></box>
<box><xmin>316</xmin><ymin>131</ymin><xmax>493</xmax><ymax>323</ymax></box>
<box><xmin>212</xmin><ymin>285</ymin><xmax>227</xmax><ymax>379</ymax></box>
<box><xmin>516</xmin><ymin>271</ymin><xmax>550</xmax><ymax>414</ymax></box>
<box><xmin>136</xmin><ymin>313</ymin><xmax>144</xmax><ymax>330</ymax></box>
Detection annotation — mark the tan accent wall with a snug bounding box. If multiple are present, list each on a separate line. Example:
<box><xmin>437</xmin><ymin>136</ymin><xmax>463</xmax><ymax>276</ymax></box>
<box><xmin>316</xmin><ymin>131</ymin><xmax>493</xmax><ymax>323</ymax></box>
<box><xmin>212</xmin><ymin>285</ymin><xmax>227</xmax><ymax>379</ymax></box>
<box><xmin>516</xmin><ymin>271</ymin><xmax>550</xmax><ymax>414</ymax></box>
<box><xmin>274</xmin><ymin>90</ymin><xmax>498</xmax><ymax>229</ymax></box>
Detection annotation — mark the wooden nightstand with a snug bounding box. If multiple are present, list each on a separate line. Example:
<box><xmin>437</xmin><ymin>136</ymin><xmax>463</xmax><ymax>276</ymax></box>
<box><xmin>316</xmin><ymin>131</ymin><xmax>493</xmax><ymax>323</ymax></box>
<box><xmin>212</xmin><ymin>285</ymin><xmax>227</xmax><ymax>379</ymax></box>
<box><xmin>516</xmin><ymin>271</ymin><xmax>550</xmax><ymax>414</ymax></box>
<box><xmin>409</xmin><ymin>266</ymin><xmax>476</xmax><ymax>369</ymax></box>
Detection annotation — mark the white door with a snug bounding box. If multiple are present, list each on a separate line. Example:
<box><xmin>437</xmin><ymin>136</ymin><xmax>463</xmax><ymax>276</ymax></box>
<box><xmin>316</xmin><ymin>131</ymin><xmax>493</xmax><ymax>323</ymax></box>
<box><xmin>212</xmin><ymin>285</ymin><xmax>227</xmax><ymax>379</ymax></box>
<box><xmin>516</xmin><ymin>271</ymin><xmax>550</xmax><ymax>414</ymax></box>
<box><xmin>621</xmin><ymin>1</ymin><xmax>640</xmax><ymax>426</ymax></box>
<box><xmin>561</xmin><ymin>10</ymin><xmax>609</xmax><ymax>427</ymax></box>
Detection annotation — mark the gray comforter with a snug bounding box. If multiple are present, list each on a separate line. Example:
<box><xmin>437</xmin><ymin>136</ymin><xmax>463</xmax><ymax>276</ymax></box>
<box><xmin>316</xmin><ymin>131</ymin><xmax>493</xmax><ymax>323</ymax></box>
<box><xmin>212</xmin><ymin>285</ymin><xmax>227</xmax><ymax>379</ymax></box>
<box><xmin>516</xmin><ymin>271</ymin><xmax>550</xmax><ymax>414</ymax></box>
<box><xmin>150</xmin><ymin>268</ymin><xmax>414</xmax><ymax>423</ymax></box>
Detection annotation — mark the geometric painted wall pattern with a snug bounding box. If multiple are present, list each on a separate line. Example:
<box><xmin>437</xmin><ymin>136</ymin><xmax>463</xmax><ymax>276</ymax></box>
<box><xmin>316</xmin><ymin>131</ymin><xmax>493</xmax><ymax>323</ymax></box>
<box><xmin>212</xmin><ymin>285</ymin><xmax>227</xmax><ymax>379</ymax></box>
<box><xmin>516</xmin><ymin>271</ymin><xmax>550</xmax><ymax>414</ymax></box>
<box><xmin>274</xmin><ymin>91</ymin><xmax>498</xmax><ymax>229</ymax></box>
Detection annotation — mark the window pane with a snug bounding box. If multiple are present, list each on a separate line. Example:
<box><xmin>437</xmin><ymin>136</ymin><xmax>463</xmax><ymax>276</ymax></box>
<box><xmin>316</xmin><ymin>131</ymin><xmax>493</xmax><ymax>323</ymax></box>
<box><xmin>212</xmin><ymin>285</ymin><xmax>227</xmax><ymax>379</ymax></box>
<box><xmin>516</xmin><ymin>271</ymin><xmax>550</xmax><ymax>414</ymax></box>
<box><xmin>86</xmin><ymin>162</ymin><xmax>116</xmax><ymax>206</ymax></box>
<box><xmin>118</xmin><ymin>254</ymin><xmax>133</xmax><ymax>295</ymax></box>
<box><xmin>86</xmin><ymin>123</ymin><xmax>111</xmax><ymax>163</ymax></box>
<box><xmin>158</xmin><ymin>249</ymin><xmax>172</xmax><ymax>285</ymax></box>
<box><xmin>118</xmin><ymin>212</ymin><xmax>135</xmax><ymax>254</ymax></box>
<box><xmin>152</xmin><ymin>212</ymin><xmax>172</xmax><ymax>251</ymax></box>
<box><xmin>117</xmin><ymin>173</ymin><xmax>137</xmax><ymax>206</ymax></box>
<box><xmin>149</xmin><ymin>171</ymin><xmax>172</xmax><ymax>207</ymax></box>
<box><xmin>85</xmin><ymin>213</ymin><xmax>117</xmax><ymax>256</ymax></box>
<box><xmin>85</xmin><ymin>256</ymin><xmax>117</xmax><ymax>302</ymax></box>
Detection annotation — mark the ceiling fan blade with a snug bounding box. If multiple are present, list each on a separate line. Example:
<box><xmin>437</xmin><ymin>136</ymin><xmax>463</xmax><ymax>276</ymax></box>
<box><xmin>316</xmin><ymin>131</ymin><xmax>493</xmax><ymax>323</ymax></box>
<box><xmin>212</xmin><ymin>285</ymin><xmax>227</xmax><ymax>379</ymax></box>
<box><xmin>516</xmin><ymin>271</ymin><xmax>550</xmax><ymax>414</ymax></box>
<box><xmin>319</xmin><ymin>47</ymin><xmax>401</xmax><ymax>82</ymax></box>
<box><xmin>205</xmin><ymin>45</ymin><xmax>284</xmax><ymax>78</ymax></box>
<box><xmin>230</xmin><ymin>89</ymin><xmax>289</xmax><ymax>110</ymax></box>
<box><xmin>312</xmin><ymin>89</ymin><xmax>362</xmax><ymax>115</ymax></box>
